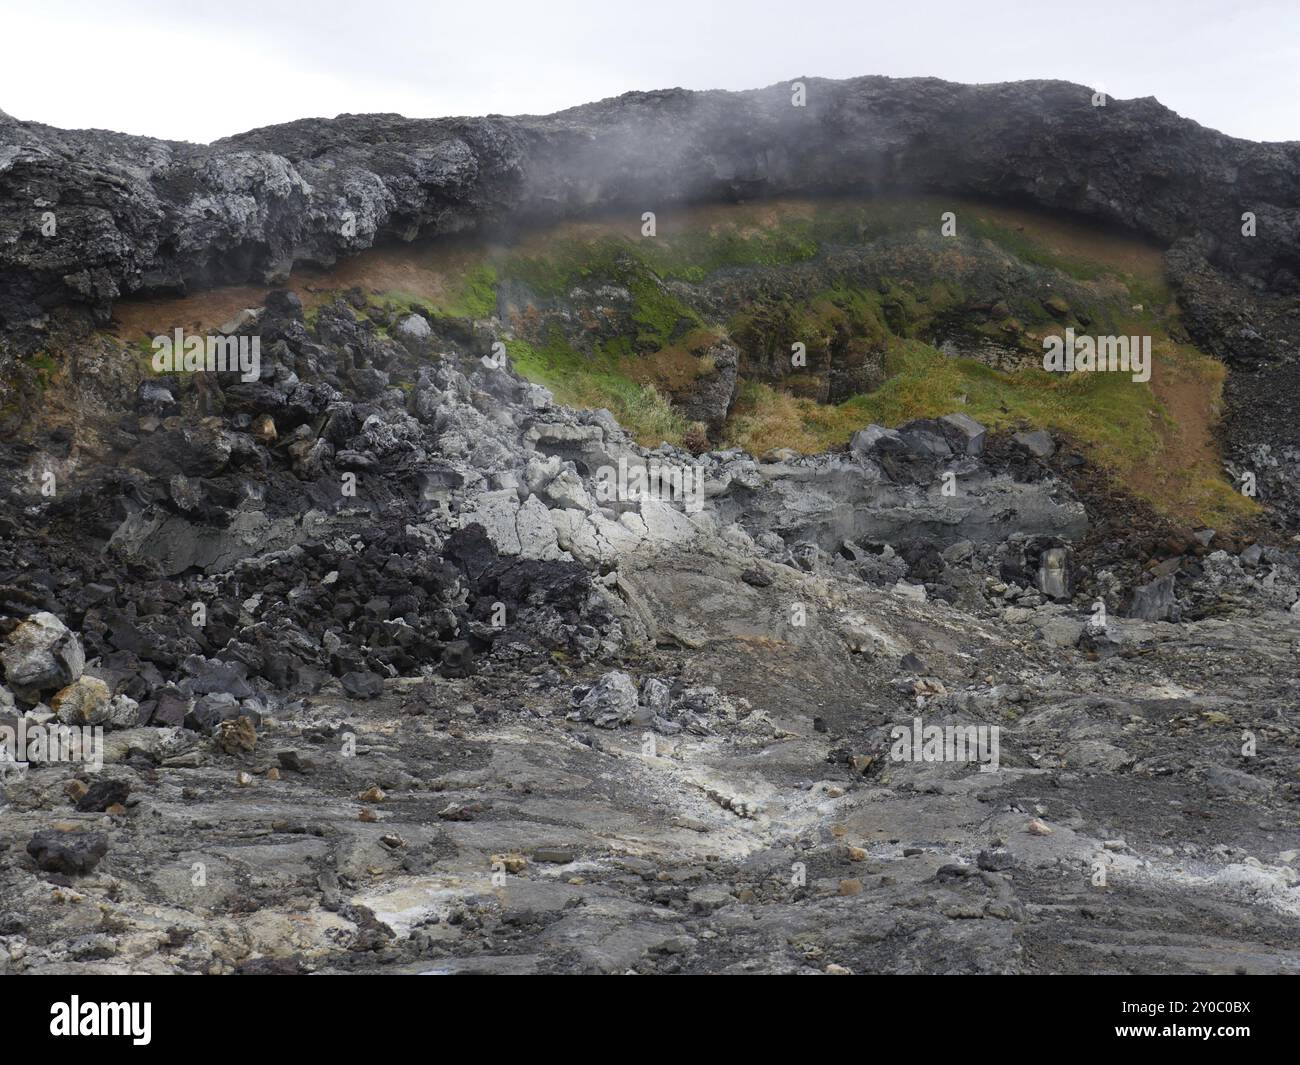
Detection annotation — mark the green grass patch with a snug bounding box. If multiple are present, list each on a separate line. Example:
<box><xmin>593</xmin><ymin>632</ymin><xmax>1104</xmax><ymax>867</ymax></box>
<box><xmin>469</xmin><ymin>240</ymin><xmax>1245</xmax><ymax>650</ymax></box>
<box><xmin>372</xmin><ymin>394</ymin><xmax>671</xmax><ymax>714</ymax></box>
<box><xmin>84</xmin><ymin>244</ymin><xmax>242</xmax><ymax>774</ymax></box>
<box><xmin>505</xmin><ymin>330</ymin><xmax>689</xmax><ymax>448</ymax></box>
<box><xmin>725</xmin><ymin>336</ymin><xmax>1166</xmax><ymax>468</ymax></box>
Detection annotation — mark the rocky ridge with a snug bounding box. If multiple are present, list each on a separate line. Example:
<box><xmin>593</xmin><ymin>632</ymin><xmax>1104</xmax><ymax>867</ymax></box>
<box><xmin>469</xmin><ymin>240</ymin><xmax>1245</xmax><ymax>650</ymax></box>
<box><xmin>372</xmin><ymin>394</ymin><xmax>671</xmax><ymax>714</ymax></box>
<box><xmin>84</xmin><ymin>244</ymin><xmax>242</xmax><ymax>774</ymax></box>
<box><xmin>2</xmin><ymin>76</ymin><xmax>1299</xmax><ymax>338</ymax></box>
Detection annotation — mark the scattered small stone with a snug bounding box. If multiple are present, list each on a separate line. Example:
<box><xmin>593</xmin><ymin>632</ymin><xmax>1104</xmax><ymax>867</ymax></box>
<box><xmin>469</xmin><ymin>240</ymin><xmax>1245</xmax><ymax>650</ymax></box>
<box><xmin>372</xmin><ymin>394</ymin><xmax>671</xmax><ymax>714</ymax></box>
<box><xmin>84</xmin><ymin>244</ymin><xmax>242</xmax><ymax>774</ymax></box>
<box><xmin>341</xmin><ymin>671</ymin><xmax>384</xmax><ymax>699</ymax></box>
<box><xmin>276</xmin><ymin>750</ymin><xmax>316</xmax><ymax>773</ymax></box>
<box><xmin>217</xmin><ymin>715</ymin><xmax>257</xmax><ymax>755</ymax></box>
<box><xmin>532</xmin><ymin>847</ymin><xmax>576</xmax><ymax>864</ymax></box>
<box><xmin>75</xmin><ymin>778</ymin><xmax>130</xmax><ymax>813</ymax></box>
<box><xmin>977</xmin><ymin>847</ymin><xmax>1015</xmax><ymax>871</ymax></box>
<box><xmin>27</xmin><ymin>829</ymin><xmax>108</xmax><ymax>875</ymax></box>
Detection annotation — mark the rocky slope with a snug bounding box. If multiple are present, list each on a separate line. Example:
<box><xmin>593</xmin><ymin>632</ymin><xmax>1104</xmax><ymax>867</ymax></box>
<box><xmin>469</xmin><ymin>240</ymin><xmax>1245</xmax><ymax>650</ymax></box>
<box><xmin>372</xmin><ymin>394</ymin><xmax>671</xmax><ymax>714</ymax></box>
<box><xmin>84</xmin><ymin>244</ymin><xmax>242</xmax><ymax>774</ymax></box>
<box><xmin>5</xmin><ymin>76</ymin><xmax>1299</xmax><ymax>523</ymax></box>
<box><xmin>1</xmin><ymin>287</ymin><xmax>1297</xmax><ymax>974</ymax></box>
<box><xmin>1</xmin><ymin>79</ymin><xmax>1299</xmax><ymax>975</ymax></box>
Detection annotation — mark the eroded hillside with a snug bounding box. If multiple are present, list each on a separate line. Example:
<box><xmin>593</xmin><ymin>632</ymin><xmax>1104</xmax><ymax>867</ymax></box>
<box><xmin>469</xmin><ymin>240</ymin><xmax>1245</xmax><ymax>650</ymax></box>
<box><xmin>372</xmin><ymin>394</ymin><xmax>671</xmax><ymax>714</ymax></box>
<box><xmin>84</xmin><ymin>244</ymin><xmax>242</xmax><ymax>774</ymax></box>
<box><xmin>2</xmin><ymin>78</ymin><xmax>1298</xmax><ymax>977</ymax></box>
<box><xmin>94</xmin><ymin>196</ymin><xmax>1252</xmax><ymax>529</ymax></box>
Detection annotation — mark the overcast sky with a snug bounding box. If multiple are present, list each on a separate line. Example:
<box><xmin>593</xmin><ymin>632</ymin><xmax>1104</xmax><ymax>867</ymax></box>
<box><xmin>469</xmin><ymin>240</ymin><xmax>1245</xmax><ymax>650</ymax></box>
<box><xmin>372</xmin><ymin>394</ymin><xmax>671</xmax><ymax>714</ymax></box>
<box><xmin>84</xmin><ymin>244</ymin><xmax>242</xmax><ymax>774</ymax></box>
<box><xmin>2</xmin><ymin>0</ymin><xmax>1297</xmax><ymax>143</ymax></box>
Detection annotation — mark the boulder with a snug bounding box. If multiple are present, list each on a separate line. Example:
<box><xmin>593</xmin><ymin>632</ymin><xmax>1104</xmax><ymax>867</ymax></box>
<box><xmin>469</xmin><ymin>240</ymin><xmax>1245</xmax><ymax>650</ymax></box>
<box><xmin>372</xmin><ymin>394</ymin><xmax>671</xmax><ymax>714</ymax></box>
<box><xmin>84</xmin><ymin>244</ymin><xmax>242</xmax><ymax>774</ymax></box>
<box><xmin>577</xmin><ymin>671</ymin><xmax>639</xmax><ymax>728</ymax></box>
<box><xmin>341</xmin><ymin>671</ymin><xmax>384</xmax><ymax>699</ymax></box>
<box><xmin>51</xmin><ymin>676</ymin><xmax>112</xmax><ymax>726</ymax></box>
<box><xmin>1</xmin><ymin>613</ymin><xmax>85</xmax><ymax>697</ymax></box>
<box><xmin>1036</xmin><ymin>547</ymin><xmax>1072</xmax><ymax>600</ymax></box>
<box><xmin>27</xmin><ymin>830</ymin><xmax>109</xmax><ymax>875</ymax></box>
<box><xmin>1129</xmin><ymin>574</ymin><xmax>1177</xmax><ymax>621</ymax></box>
<box><xmin>1013</xmin><ymin>430</ymin><xmax>1056</xmax><ymax>459</ymax></box>
<box><xmin>849</xmin><ymin>425</ymin><xmax>905</xmax><ymax>454</ymax></box>
<box><xmin>938</xmin><ymin>412</ymin><xmax>987</xmax><ymax>456</ymax></box>
<box><xmin>897</xmin><ymin>419</ymin><xmax>953</xmax><ymax>459</ymax></box>
<box><xmin>394</xmin><ymin>313</ymin><xmax>433</xmax><ymax>353</ymax></box>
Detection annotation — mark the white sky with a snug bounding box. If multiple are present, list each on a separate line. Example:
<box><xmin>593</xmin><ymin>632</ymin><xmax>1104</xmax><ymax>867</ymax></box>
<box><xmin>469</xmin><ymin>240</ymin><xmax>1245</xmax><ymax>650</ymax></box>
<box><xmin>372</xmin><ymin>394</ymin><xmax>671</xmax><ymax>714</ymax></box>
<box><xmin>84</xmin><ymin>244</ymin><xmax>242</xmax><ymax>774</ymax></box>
<box><xmin>1</xmin><ymin>0</ymin><xmax>1297</xmax><ymax>143</ymax></box>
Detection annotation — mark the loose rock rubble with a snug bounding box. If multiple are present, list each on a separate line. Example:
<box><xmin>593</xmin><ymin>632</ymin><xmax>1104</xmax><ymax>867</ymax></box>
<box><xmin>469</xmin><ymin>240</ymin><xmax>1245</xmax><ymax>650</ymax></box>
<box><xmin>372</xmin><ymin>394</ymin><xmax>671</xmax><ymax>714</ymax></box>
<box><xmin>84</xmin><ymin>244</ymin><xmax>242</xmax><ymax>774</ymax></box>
<box><xmin>0</xmin><ymin>282</ymin><xmax>1295</xmax><ymax>975</ymax></box>
<box><xmin>1</xmin><ymin>77</ymin><xmax>1298</xmax><ymax>976</ymax></box>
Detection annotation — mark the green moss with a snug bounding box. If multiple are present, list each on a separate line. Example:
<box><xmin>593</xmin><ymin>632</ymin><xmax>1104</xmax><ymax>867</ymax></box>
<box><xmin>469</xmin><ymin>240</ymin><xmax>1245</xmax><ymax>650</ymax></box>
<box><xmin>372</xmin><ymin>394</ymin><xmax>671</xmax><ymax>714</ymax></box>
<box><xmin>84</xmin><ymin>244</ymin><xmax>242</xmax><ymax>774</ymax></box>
<box><xmin>273</xmin><ymin>194</ymin><xmax>1232</xmax><ymax>525</ymax></box>
<box><xmin>627</xmin><ymin>274</ymin><xmax>701</xmax><ymax>350</ymax></box>
<box><xmin>505</xmin><ymin>330</ymin><xmax>688</xmax><ymax>447</ymax></box>
<box><xmin>366</xmin><ymin>265</ymin><xmax>498</xmax><ymax>322</ymax></box>
<box><xmin>502</xmin><ymin>239</ymin><xmax>625</xmax><ymax>298</ymax></box>
<box><xmin>641</xmin><ymin>225</ymin><xmax>821</xmax><ymax>280</ymax></box>
<box><xmin>368</xmin><ymin>290</ymin><xmax>438</xmax><ymax>317</ymax></box>
<box><xmin>849</xmin><ymin>340</ymin><xmax>1166</xmax><ymax>462</ymax></box>
<box><xmin>133</xmin><ymin>337</ymin><xmax>190</xmax><ymax>376</ymax></box>
<box><xmin>501</xmin><ymin>219</ymin><xmax>825</xmax><ymax>299</ymax></box>
<box><xmin>26</xmin><ymin>352</ymin><xmax>57</xmax><ymax>388</ymax></box>
<box><xmin>728</xmin><ymin>336</ymin><xmax>1166</xmax><ymax>462</ymax></box>
<box><xmin>1125</xmin><ymin>274</ymin><xmax>1174</xmax><ymax>311</ymax></box>
<box><xmin>443</xmin><ymin>263</ymin><xmax>498</xmax><ymax>318</ymax></box>
<box><xmin>723</xmin><ymin>333</ymin><xmax>1253</xmax><ymax>527</ymax></box>
<box><xmin>964</xmin><ymin>216</ymin><xmax>1104</xmax><ymax>281</ymax></box>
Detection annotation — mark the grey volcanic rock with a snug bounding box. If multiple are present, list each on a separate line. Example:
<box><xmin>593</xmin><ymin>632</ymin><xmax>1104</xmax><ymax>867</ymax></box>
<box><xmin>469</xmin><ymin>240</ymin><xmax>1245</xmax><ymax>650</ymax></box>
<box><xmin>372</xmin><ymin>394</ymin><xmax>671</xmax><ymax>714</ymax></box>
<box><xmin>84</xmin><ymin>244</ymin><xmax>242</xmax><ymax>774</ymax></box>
<box><xmin>1</xmin><ymin>612</ymin><xmax>84</xmax><ymax>697</ymax></box>
<box><xmin>0</xmin><ymin>283</ymin><xmax>1295</xmax><ymax>974</ymax></box>
<box><xmin>26</xmin><ymin>830</ymin><xmax>108</xmax><ymax>875</ymax></box>
<box><xmin>576</xmin><ymin>670</ymin><xmax>640</xmax><ymax>728</ymax></box>
<box><xmin>3</xmin><ymin>76</ymin><xmax>1299</xmax><ymax>331</ymax></box>
<box><xmin>1129</xmin><ymin>574</ymin><xmax>1177</xmax><ymax>621</ymax></box>
<box><xmin>4</xmin><ymin>81</ymin><xmax>1300</xmax><ymax>975</ymax></box>
<box><xmin>1013</xmin><ymin>430</ymin><xmax>1055</xmax><ymax>459</ymax></box>
<box><xmin>939</xmin><ymin>412</ymin><xmax>987</xmax><ymax>457</ymax></box>
<box><xmin>674</xmin><ymin>339</ymin><xmax>739</xmax><ymax>436</ymax></box>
